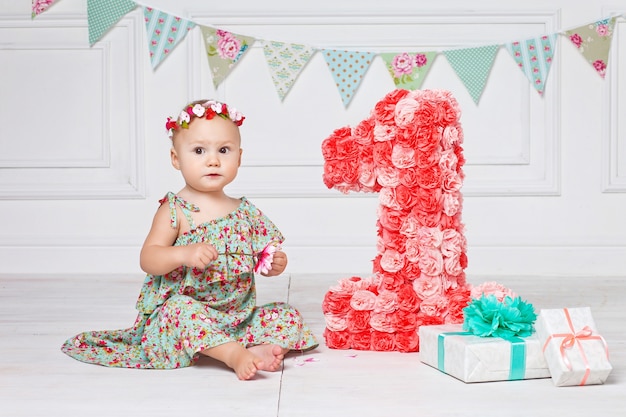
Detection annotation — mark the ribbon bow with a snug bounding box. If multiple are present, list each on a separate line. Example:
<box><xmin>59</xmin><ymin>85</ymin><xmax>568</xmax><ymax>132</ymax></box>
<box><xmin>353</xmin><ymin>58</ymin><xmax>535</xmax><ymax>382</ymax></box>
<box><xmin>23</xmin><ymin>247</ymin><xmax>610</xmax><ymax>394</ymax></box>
<box><xmin>542</xmin><ymin>308</ymin><xmax>609</xmax><ymax>385</ymax></box>
<box><xmin>560</xmin><ymin>325</ymin><xmax>593</xmax><ymax>350</ymax></box>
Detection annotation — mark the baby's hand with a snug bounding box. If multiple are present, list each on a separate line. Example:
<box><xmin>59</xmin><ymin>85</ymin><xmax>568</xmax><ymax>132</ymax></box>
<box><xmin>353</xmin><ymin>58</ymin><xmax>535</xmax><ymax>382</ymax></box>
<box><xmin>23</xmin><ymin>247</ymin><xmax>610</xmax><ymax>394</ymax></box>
<box><xmin>264</xmin><ymin>250</ymin><xmax>287</xmax><ymax>277</ymax></box>
<box><xmin>182</xmin><ymin>242</ymin><xmax>218</xmax><ymax>269</ymax></box>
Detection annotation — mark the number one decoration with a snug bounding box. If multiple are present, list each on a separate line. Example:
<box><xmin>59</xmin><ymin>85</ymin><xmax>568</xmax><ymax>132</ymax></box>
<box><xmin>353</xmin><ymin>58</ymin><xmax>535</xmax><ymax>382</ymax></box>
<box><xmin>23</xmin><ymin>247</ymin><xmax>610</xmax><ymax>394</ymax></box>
<box><xmin>321</xmin><ymin>89</ymin><xmax>472</xmax><ymax>352</ymax></box>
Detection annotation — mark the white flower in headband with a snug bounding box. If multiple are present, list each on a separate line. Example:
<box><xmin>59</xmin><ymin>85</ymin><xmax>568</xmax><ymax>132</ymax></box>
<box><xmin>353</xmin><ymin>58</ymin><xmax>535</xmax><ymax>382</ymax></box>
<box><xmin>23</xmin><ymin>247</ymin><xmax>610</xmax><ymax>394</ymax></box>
<box><xmin>191</xmin><ymin>104</ymin><xmax>206</xmax><ymax>117</ymax></box>
<box><xmin>165</xmin><ymin>99</ymin><xmax>245</xmax><ymax>139</ymax></box>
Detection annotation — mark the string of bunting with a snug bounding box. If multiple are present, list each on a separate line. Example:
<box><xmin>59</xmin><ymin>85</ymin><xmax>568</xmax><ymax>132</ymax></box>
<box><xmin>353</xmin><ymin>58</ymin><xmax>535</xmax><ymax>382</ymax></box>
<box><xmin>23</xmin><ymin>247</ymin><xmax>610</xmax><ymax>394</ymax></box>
<box><xmin>32</xmin><ymin>0</ymin><xmax>625</xmax><ymax>107</ymax></box>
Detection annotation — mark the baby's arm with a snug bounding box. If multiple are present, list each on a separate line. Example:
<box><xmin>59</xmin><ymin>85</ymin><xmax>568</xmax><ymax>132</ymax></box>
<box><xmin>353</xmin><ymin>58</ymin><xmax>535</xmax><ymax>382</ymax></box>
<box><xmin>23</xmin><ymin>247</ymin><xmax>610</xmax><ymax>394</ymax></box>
<box><xmin>139</xmin><ymin>204</ymin><xmax>218</xmax><ymax>275</ymax></box>
<box><xmin>262</xmin><ymin>250</ymin><xmax>288</xmax><ymax>277</ymax></box>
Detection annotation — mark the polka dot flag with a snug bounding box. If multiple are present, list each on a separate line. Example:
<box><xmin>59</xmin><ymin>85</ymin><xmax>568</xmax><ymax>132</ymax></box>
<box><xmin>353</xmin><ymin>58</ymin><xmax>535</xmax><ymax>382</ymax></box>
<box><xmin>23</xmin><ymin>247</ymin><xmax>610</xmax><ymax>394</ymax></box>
<box><xmin>443</xmin><ymin>45</ymin><xmax>499</xmax><ymax>104</ymax></box>
<box><xmin>88</xmin><ymin>0</ymin><xmax>137</xmax><ymax>46</ymax></box>
<box><xmin>322</xmin><ymin>49</ymin><xmax>375</xmax><ymax>107</ymax></box>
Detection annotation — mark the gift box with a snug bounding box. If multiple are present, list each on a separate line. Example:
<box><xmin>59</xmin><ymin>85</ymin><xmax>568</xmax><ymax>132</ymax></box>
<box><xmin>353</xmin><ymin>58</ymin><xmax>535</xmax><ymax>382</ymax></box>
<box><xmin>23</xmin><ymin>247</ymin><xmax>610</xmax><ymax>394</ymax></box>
<box><xmin>535</xmin><ymin>307</ymin><xmax>612</xmax><ymax>386</ymax></box>
<box><xmin>419</xmin><ymin>324</ymin><xmax>551</xmax><ymax>383</ymax></box>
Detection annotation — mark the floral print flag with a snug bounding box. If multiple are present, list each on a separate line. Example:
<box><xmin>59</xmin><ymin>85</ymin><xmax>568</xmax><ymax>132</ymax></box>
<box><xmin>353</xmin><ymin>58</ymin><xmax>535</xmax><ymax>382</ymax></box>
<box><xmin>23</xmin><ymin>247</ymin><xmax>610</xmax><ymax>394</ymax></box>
<box><xmin>322</xmin><ymin>49</ymin><xmax>376</xmax><ymax>107</ymax></box>
<box><xmin>201</xmin><ymin>26</ymin><xmax>256</xmax><ymax>88</ymax></box>
<box><xmin>565</xmin><ymin>17</ymin><xmax>616</xmax><ymax>79</ymax></box>
<box><xmin>262</xmin><ymin>40</ymin><xmax>316</xmax><ymax>101</ymax></box>
<box><xmin>143</xmin><ymin>7</ymin><xmax>195</xmax><ymax>69</ymax></box>
<box><xmin>32</xmin><ymin>0</ymin><xmax>58</xmax><ymax>18</ymax></box>
<box><xmin>505</xmin><ymin>34</ymin><xmax>557</xmax><ymax>96</ymax></box>
<box><xmin>380</xmin><ymin>51</ymin><xmax>436</xmax><ymax>91</ymax></box>
<box><xmin>87</xmin><ymin>0</ymin><xmax>137</xmax><ymax>46</ymax></box>
<box><xmin>444</xmin><ymin>45</ymin><xmax>499</xmax><ymax>104</ymax></box>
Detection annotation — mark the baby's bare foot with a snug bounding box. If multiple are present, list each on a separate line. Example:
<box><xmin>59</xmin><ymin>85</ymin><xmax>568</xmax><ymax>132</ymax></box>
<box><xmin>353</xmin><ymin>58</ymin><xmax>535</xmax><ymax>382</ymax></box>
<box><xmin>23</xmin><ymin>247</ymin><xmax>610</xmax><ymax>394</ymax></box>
<box><xmin>248</xmin><ymin>344</ymin><xmax>288</xmax><ymax>372</ymax></box>
<box><xmin>228</xmin><ymin>348</ymin><xmax>264</xmax><ymax>380</ymax></box>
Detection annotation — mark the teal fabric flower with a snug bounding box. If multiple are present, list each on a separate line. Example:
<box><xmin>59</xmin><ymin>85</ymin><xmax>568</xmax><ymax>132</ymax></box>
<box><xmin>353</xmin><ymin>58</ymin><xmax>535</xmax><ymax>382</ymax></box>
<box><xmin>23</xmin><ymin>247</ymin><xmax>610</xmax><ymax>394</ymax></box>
<box><xmin>462</xmin><ymin>295</ymin><xmax>537</xmax><ymax>338</ymax></box>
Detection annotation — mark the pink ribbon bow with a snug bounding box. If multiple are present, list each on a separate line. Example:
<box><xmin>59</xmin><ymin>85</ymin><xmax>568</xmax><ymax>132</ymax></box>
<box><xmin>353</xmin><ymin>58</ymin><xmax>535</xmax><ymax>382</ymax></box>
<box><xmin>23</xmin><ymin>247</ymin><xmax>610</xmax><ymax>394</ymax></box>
<box><xmin>542</xmin><ymin>308</ymin><xmax>609</xmax><ymax>386</ymax></box>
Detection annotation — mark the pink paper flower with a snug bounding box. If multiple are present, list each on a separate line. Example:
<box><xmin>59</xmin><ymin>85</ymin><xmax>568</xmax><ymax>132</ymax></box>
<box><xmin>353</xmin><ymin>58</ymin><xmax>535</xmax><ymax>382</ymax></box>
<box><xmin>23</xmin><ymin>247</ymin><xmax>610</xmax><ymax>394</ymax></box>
<box><xmin>254</xmin><ymin>244</ymin><xmax>278</xmax><ymax>274</ymax></box>
<box><xmin>380</xmin><ymin>249</ymin><xmax>405</xmax><ymax>273</ymax></box>
<box><xmin>412</xmin><ymin>274</ymin><xmax>443</xmax><ymax>300</ymax></box>
<box><xmin>373</xmin><ymin>290</ymin><xmax>399</xmax><ymax>313</ymax></box>
<box><xmin>394</xmin><ymin>97</ymin><xmax>421</xmax><ymax>127</ymax></box>
<box><xmin>470</xmin><ymin>281</ymin><xmax>517</xmax><ymax>302</ymax></box>
<box><xmin>350</xmin><ymin>290</ymin><xmax>377</xmax><ymax>311</ymax></box>
<box><xmin>324</xmin><ymin>313</ymin><xmax>348</xmax><ymax>331</ymax></box>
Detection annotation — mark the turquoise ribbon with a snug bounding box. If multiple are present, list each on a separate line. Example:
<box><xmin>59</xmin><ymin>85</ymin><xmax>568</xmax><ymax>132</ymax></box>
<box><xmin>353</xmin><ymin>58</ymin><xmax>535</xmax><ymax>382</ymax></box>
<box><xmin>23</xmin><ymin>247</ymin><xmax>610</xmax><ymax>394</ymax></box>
<box><xmin>437</xmin><ymin>332</ymin><xmax>527</xmax><ymax>380</ymax></box>
<box><xmin>502</xmin><ymin>335</ymin><xmax>526</xmax><ymax>380</ymax></box>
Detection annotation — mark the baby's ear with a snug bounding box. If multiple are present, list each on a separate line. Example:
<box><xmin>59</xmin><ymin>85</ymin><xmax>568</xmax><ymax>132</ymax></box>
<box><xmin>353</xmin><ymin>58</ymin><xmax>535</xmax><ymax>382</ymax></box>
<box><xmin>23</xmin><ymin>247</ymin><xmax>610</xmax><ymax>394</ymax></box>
<box><xmin>170</xmin><ymin>148</ymin><xmax>181</xmax><ymax>170</ymax></box>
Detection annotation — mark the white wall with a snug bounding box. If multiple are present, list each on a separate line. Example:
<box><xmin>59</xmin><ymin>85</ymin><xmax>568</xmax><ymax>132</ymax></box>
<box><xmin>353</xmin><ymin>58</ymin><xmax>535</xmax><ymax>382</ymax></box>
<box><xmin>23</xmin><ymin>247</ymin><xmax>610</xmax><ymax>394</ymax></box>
<box><xmin>1</xmin><ymin>0</ymin><xmax>626</xmax><ymax>278</ymax></box>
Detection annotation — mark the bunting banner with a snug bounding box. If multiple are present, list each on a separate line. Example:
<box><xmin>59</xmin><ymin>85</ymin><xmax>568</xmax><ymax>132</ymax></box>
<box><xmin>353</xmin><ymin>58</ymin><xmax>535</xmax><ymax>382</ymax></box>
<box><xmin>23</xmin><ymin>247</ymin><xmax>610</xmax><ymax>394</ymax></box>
<box><xmin>143</xmin><ymin>7</ymin><xmax>195</xmax><ymax>69</ymax></box>
<box><xmin>200</xmin><ymin>26</ymin><xmax>256</xmax><ymax>89</ymax></box>
<box><xmin>32</xmin><ymin>0</ymin><xmax>58</xmax><ymax>19</ymax></box>
<box><xmin>35</xmin><ymin>2</ymin><xmax>625</xmax><ymax>107</ymax></box>
<box><xmin>505</xmin><ymin>34</ymin><xmax>557</xmax><ymax>96</ymax></box>
<box><xmin>87</xmin><ymin>0</ymin><xmax>137</xmax><ymax>46</ymax></box>
<box><xmin>262</xmin><ymin>40</ymin><xmax>316</xmax><ymax>101</ymax></box>
<box><xmin>322</xmin><ymin>49</ymin><xmax>376</xmax><ymax>106</ymax></box>
<box><xmin>565</xmin><ymin>17</ymin><xmax>617</xmax><ymax>78</ymax></box>
<box><xmin>380</xmin><ymin>51</ymin><xmax>437</xmax><ymax>91</ymax></box>
<box><xmin>443</xmin><ymin>45</ymin><xmax>499</xmax><ymax>104</ymax></box>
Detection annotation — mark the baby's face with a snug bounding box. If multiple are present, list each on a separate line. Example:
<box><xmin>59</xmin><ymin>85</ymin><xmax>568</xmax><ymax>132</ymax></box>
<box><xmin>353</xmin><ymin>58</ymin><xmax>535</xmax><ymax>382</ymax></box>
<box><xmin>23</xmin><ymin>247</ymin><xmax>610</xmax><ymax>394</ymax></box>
<box><xmin>171</xmin><ymin>116</ymin><xmax>243</xmax><ymax>193</ymax></box>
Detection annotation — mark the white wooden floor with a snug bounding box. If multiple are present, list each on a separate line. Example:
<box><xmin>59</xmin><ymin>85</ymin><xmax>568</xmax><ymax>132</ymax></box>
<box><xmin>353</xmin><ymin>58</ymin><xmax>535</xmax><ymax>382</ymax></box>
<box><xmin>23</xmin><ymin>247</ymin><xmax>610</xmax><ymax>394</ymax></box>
<box><xmin>0</xmin><ymin>273</ymin><xmax>624</xmax><ymax>416</ymax></box>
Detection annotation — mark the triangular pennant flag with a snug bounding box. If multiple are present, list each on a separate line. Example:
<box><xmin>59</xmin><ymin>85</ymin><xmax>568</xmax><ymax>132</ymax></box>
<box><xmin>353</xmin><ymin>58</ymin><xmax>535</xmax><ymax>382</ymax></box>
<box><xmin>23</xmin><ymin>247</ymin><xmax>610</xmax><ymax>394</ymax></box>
<box><xmin>32</xmin><ymin>0</ymin><xmax>58</xmax><ymax>19</ymax></box>
<box><xmin>379</xmin><ymin>51</ymin><xmax>436</xmax><ymax>91</ymax></box>
<box><xmin>505</xmin><ymin>34</ymin><xmax>557</xmax><ymax>96</ymax></box>
<box><xmin>564</xmin><ymin>17</ymin><xmax>616</xmax><ymax>78</ymax></box>
<box><xmin>200</xmin><ymin>26</ymin><xmax>256</xmax><ymax>88</ymax></box>
<box><xmin>143</xmin><ymin>7</ymin><xmax>195</xmax><ymax>69</ymax></box>
<box><xmin>88</xmin><ymin>0</ymin><xmax>137</xmax><ymax>46</ymax></box>
<box><xmin>322</xmin><ymin>49</ymin><xmax>375</xmax><ymax>107</ymax></box>
<box><xmin>443</xmin><ymin>45</ymin><xmax>499</xmax><ymax>104</ymax></box>
<box><xmin>262</xmin><ymin>40</ymin><xmax>316</xmax><ymax>101</ymax></box>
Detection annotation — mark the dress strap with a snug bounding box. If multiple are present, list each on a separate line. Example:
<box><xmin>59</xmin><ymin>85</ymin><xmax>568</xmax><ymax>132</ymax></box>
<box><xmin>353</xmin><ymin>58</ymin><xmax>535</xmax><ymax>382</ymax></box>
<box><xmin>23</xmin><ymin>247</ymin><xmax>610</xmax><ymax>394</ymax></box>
<box><xmin>158</xmin><ymin>192</ymin><xmax>200</xmax><ymax>230</ymax></box>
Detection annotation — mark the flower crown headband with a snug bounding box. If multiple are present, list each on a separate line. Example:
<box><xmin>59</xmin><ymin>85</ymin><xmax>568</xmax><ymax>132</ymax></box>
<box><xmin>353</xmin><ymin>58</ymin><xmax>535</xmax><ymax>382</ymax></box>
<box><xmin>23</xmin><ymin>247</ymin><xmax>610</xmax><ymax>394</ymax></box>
<box><xmin>165</xmin><ymin>99</ymin><xmax>245</xmax><ymax>139</ymax></box>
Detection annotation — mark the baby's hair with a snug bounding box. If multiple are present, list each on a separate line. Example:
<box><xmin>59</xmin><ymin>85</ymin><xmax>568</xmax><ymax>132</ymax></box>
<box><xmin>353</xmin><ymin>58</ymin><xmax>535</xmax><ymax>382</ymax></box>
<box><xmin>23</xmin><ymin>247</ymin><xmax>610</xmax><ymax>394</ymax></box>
<box><xmin>166</xmin><ymin>99</ymin><xmax>245</xmax><ymax>139</ymax></box>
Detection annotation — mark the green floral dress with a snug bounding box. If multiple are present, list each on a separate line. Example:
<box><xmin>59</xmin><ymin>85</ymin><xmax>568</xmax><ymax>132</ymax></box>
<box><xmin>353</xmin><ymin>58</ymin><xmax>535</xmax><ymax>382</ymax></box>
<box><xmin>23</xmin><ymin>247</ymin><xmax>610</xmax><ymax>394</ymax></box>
<box><xmin>61</xmin><ymin>193</ymin><xmax>318</xmax><ymax>369</ymax></box>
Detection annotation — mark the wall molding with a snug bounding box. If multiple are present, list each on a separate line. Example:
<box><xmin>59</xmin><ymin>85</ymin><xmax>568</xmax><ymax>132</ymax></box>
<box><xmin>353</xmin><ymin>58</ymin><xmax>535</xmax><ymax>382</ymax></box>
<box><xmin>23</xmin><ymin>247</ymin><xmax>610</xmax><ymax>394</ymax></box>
<box><xmin>0</xmin><ymin>13</ymin><xmax>146</xmax><ymax>199</ymax></box>
<box><xmin>602</xmin><ymin>14</ymin><xmax>626</xmax><ymax>192</ymax></box>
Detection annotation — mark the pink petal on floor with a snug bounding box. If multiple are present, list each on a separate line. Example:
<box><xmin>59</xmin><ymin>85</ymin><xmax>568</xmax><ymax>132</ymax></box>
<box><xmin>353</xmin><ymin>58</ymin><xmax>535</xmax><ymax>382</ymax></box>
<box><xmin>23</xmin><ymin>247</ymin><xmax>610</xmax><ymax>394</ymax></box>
<box><xmin>293</xmin><ymin>357</ymin><xmax>320</xmax><ymax>366</ymax></box>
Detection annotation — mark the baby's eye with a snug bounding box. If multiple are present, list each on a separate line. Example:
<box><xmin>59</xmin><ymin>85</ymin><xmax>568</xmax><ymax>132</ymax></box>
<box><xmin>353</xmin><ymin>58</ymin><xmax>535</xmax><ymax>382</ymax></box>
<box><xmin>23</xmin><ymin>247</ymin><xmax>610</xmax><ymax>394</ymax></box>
<box><xmin>194</xmin><ymin>147</ymin><xmax>205</xmax><ymax>155</ymax></box>
<box><xmin>219</xmin><ymin>146</ymin><xmax>230</xmax><ymax>154</ymax></box>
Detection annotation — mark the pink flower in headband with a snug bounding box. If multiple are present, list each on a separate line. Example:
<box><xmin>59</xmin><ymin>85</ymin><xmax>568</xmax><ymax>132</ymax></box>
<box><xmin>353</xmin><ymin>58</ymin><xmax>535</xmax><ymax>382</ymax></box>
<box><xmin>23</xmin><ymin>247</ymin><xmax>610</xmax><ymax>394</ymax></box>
<box><xmin>254</xmin><ymin>243</ymin><xmax>280</xmax><ymax>274</ymax></box>
<box><xmin>166</xmin><ymin>99</ymin><xmax>245</xmax><ymax>138</ymax></box>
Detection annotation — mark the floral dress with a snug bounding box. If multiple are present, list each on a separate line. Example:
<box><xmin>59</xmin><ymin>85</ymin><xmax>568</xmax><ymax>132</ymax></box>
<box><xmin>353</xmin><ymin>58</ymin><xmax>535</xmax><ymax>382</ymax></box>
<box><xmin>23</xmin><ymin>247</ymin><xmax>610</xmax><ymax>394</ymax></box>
<box><xmin>61</xmin><ymin>193</ymin><xmax>318</xmax><ymax>369</ymax></box>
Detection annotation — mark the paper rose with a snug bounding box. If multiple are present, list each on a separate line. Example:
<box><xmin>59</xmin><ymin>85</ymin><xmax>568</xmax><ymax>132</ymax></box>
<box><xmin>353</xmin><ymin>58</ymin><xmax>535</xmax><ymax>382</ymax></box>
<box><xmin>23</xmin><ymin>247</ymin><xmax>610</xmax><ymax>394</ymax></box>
<box><xmin>462</xmin><ymin>294</ymin><xmax>537</xmax><ymax>338</ymax></box>
<box><xmin>470</xmin><ymin>281</ymin><xmax>517</xmax><ymax>302</ymax></box>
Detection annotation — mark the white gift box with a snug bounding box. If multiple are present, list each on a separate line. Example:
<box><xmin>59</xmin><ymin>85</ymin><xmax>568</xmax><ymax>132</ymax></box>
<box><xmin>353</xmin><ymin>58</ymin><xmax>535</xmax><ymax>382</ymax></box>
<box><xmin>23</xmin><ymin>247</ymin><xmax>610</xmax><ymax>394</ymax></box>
<box><xmin>535</xmin><ymin>307</ymin><xmax>612</xmax><ymax>386</ymax></box>
<box><xmin>419</xmin><ymin>324</ymin><xmax>551</xmax><ymax>383</ymax></box>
